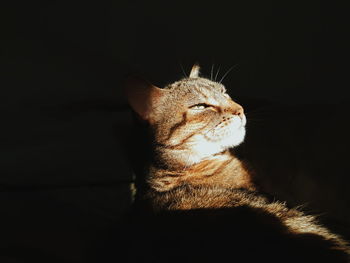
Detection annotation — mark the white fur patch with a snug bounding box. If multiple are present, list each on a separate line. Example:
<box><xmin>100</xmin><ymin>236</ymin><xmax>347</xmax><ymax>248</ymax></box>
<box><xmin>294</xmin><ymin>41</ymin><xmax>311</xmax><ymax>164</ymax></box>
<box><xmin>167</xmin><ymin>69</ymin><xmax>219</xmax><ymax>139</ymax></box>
<box><xmin>190</xmin><ymin>114</ymin><xmax>246</xmax><ymax>161</ymax></box>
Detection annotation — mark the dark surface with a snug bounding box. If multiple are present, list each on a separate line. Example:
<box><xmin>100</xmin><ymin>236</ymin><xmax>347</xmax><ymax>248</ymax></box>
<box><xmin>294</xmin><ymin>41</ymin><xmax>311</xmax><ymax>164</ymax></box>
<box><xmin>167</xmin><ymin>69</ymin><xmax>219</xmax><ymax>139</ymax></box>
<box><xmin>1</xmin><ymin>1</ymin><xmax>350</xmax><ymax>262</ymax></box>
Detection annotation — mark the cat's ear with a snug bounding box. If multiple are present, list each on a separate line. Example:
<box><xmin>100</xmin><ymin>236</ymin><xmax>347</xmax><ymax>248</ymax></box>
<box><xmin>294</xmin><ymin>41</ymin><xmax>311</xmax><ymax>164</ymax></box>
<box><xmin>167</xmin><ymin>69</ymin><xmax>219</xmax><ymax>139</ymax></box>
<box><xmin>124</xmin><ymin>76</ymin><xmax>167</xmax><ymax>123</ymax></box>
<box><xmin>189</xmin><ymin>63</ymin><xmax>200</xmax><ymax>78</ymax></box>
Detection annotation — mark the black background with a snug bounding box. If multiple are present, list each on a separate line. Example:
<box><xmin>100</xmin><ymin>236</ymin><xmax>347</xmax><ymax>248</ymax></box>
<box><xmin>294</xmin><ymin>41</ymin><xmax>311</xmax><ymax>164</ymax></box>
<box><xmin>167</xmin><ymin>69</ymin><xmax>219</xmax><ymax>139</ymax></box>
<box><xmin>1</xmin><ymin>1</ymin><xmax>350</xmax><ymax>262</ymax></box>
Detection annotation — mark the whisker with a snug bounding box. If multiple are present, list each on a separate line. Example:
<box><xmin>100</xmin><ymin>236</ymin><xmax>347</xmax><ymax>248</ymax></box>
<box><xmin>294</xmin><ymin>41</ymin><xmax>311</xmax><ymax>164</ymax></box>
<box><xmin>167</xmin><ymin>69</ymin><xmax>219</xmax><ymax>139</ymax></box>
<box><xmin>245</xmin><ymin>115</ymin><xmax>267</xmax><ymax>121</ymax></box>
<box><xmin>245</xmin><ymin>111</ymin><xmax>271</xmax><ymax>118</ymax></box>
<box><xmin>245</xmin><ymin>122</ymin><xmax>265</xmax><ymax>127</ymax></box>
<box><xmin>246</xmin><ymin>119</ymin><xmax>266</xmax><ymax>124</ymax></box>
<box><xmin>219</xmin><ymin>64</ymin><xmax>238</xmax><ymax>83</ymax></box>
<box><xmin>245</xmin><ymin>107</ymin><xmax>277</xmax><ymax>116</ymax></box>
<box><xmin>179</xmin><ymin>62</ymin><xmax>188</xmax><ymax>78</ymax></box>
<box><xmin>246</xmin><ymin>115</ymin><xmax>267</xmax><ymax>121</ymax></box>
<box><xmin>210</xmin><ymin>64</ymin><xmax>215</xmax><ymax>81</ymax></box>
<box><xmin>214</xmin><ymin>66</ymin><xmax>221</xmax><ymax>81</ymax></box>
<box><xmin>245</xmin><ymin>115</ymin><xmax>271</xmax><ymax>123</ymax></box>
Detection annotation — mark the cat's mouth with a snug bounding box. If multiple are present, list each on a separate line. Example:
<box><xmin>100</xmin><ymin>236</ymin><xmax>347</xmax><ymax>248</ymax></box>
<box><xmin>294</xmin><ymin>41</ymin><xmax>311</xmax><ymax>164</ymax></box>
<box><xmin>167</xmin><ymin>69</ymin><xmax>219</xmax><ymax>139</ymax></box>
<box><xmin>205</xmin><ymin>115</ymin><xmax>246</xmax><ymax>137</ymax></box>
<box><xmin>199</xmin><ymin>116</ymin><xmax>246</xmax><ymax>154</ymax></box>
<box><xmin>190</xmin><ymin>123</ymin><xmax>245</xmax><ymax>164</ymax></box>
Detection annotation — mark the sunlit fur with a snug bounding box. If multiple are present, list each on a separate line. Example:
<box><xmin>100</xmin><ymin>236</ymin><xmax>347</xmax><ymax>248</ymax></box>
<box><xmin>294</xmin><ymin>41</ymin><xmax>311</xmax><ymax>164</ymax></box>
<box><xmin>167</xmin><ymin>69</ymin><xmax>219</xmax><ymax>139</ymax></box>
<box><xmin>125</xmin><ymin>66</ymin><xmax>350</xmax><ymax>260</ymax></box>
<box><xmin>152</xmin><ymin>77</ymin><xmax>246</xmax><ymax>167</ymax></box>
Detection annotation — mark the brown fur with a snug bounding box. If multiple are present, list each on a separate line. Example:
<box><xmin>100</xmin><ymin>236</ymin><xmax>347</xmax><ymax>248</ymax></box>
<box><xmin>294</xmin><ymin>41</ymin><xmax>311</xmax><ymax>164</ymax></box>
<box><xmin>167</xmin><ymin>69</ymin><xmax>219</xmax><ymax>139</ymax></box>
<box><xmin>124</xmin><ymin>65</ymin><xmax>350</xmax><ymax>262</ymax></box>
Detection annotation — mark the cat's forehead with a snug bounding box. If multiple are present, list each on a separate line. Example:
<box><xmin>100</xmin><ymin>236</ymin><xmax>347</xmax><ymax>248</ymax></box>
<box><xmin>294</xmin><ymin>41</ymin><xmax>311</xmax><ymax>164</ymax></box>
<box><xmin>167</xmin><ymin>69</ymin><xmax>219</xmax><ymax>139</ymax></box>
<box><xmin>166</xmin><ymin>77</ymin><xmax>227</xmax><ymax>96</ymax></box>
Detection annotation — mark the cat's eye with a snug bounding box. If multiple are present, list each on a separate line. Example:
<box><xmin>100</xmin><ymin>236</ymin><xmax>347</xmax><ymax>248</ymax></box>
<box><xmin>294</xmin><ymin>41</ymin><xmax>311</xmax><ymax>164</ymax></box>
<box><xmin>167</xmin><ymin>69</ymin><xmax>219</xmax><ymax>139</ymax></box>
<box><xmin>189</xmin><ymin>103</ymin><xmax>211</xmax><ymax>110</ymax></box>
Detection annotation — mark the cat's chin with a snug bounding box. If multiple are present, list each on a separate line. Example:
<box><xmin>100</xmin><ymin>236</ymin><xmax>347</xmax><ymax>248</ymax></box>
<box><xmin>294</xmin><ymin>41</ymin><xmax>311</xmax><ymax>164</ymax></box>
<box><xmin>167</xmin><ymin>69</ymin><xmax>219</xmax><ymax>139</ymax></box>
<box><xmin>224</xmin><ymin>126</ymin><xmax>246</xmax><ymax>148</ymax></box>
<box><xmin>157</xmin><ymin>125</ymin><xmax>246</xmax><ymax>167</ymax></box>
<box><xmin>184</xmin><ymin>128</ymin><xmax>246</xmax><ymax>165</ymax></box>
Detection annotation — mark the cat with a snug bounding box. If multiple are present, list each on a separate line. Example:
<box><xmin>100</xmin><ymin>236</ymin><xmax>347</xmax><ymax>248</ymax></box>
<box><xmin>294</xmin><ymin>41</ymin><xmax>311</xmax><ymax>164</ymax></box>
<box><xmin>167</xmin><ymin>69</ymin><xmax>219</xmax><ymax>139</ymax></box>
<box><xmin>121</xmin><ymin>64</ymin><xmax>350</xmax><ymax>263</ymax></box>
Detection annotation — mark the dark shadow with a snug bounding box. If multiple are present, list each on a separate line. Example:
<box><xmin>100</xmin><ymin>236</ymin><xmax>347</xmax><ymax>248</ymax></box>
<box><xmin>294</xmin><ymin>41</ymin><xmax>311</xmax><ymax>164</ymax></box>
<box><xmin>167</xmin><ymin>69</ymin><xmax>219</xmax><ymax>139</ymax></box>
<box><xmin>99</xmin><ymin>205</ymin><xmax>349</xmax><ymax>263</ymax></box>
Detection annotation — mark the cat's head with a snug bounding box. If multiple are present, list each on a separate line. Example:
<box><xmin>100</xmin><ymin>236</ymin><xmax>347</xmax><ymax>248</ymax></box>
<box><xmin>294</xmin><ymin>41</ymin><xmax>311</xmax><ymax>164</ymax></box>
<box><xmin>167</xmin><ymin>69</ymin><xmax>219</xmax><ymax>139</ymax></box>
<box><xmin>125</xmin><ymin>64</ymin><xmax>246</xmax><ymax>167</ymax></box>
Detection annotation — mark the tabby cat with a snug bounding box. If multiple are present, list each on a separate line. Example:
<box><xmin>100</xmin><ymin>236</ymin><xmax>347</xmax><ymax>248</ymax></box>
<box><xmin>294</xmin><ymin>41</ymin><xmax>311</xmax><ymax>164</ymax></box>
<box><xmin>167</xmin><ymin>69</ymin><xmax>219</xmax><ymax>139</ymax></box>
<box><xmin>122</xmin><ymin>65</ymin><xmax>350</xmax><ymax>263</ymax></box>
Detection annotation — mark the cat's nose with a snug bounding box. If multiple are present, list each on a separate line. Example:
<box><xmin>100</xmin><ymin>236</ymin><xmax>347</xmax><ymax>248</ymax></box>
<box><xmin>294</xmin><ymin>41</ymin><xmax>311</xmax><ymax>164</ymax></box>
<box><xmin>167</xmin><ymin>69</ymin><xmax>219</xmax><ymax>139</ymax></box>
<box><xmin>233</xmin><ymin>106</ymin><xmax>244</xmax><ymax>119</ymax></box>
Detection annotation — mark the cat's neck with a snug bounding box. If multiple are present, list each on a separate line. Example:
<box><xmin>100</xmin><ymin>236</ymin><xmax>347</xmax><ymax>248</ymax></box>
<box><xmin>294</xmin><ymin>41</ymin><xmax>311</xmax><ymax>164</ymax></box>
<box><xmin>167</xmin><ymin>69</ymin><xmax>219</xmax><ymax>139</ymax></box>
<box><xmin>148</xmin><ymin>150</ymin><xmax>256</xmax><ymax>192</ymax></box>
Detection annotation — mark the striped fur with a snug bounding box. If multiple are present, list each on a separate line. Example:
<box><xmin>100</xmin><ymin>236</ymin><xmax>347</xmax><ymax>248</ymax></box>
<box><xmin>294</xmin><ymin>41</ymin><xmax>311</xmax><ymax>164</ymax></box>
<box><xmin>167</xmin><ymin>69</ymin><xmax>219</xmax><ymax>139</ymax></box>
<box><xmin>125</xmin><ymin>65</ymin><xmax>350</xmax><ymax>260</ymax></box>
